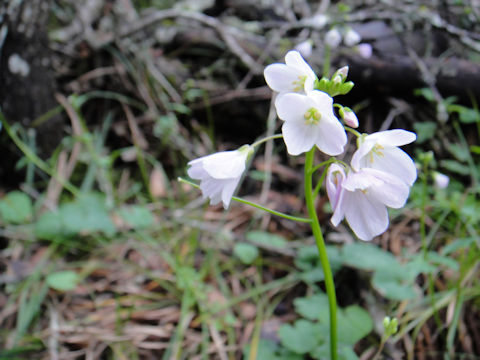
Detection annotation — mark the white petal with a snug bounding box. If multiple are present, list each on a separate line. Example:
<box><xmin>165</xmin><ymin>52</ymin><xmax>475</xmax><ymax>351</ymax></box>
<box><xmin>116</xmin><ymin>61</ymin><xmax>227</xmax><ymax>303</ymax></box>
<box><xmin>344</xmin><ymin>191</ymin><xmax>389</xmax><ymax>241</ymax></box>
<box><xmin>282</xmin><ymin>121</ymin><xmax>316</xmax><ymax>155</ymax></box>
<box><xmin>221</xmin><ymin>178</ymin><xmax>240</xmax><ymax>208</ymax></box>
<box><xmin>307</xmin><ymin>90</ymin><xmax>335</xmax><ymax>117</ymax></box>
<box><xmin>187</xmin><ymin>161</ymin><xmax>207</xmax><ymax>180</ymax></box>
<box><xmin>369</xmin><ymin>147</ymin><xmax>417</xmax><ymax>186</ymax></box>
<box><xmin>366</xmin><ymin>129</ymin><xmax>416</xmax><ymax>147</ymax></box>
<box><xmin>315</xmin><ymin>118</ymin><xmax>347</xmax><ymax>155</ymax></box>
<box><xmin>202</xmin><ymin>151</ymin><xmax>246</xmax><ymax>179</ymax></box>
<box><xmin>362</xmin><ymin>168</ymin><xmax>410</xmax><ymax>208</ymax></box>
<box><xmin>326</xmin><ymin>164</ymin><xmax>346</xmax><ymax>209</ymax></box>
<box><xmin>275</xmin><ymin>93</ymin><xmax>313</xmax><ymax>122</ymax></box>
<box><xmin>264</xmin><ymin>64</ymin><xmax>305</xmax><ymax>93</ymax></box>
<box><xmin>342</xmin><ymin>170</ymin><xmax>383</xmax><ymax>192</ymax></box>
<box><xmin>284</xmin><ymin>51</ymin><xmax>316</xmax><ymax>83</ymax></box>
<box><xmin>350</xmin><ymin>140</ymin><xmax>376</xmax><ymax>171</ymax></box>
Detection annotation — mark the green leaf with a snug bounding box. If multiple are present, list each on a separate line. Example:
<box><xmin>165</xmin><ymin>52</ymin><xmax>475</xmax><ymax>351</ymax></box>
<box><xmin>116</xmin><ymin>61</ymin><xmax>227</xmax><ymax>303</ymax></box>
<box><xmin>294</xmin><ymin>293</ymin><xmax>330</xmax><ymax>322</ymax></box>
<box><xmin>413</xmin><ymin>122</ymin><xmax>437</xmax><ymax>144</ymax></box>
<box><xmin>372</xmin><ymin>272</ymin><xmax>417</xmax><ymax>300</ymax></box>
<box><xmin>337</xmin><ymin>305</ymin><xmax>373</xmax><ymax>345</ymax></box>
<box><xmin>278</xmin><ymin>320</ymin><xmax>324</xmax><ymax>354</ymax></box>
<box><xmin>46</xmin><ymin>270</ymin><xmax>80</xmax><ymax>291</ymax></box>
<box><xmin>426</xmin><ymin>252</ymin><xmax>459</xmax><ymax>271</ymax></box>
<box><xmin>233</xmin><ymin>243</ymin><xmax>259</xmax><ymax>265</ymax></box>
<box><xmin>0</xmin><ymin>191</ymin><xmax>33</xmax><ymax>224</ymax></box>
<box><xmin>116</xmin><ymin>205</ymin><xmax>153</xmax><ymax>229</ymax></box>
<box><xmin>246</xmin><ymin>231</ymin><xmax>287</xmax><ymax>248</ymax></box>
<box><xmin>441</xmin><ymin>237</ymin><xmax>476</xmax><ymax>255</ymax></box>
<box><xmin>440</xmin><ymin>160</ymin><xmax>471</xmax><ymax>176</ymax></box>
<box><xmin>311</xmin><ymin>343</ymin><xmax>359</xmax><ymax>360</ymax></box>
<box><xmin>341</xmin><ymin>243</ymin><xmax>403</xmax><ymax>275</ymax></box>
<box><xmin>35</xmin><ymin>192</ymin><xmax>116</xmax><ymax>239</ymax></box>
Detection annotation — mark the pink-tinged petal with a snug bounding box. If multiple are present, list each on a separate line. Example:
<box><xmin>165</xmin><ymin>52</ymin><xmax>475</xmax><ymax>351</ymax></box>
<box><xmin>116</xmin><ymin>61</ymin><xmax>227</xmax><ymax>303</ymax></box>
<box><xmin>326</xmin><ymin>164</ymin><xmax>346</xmax><ymax>209</ymax></box>
<box><xmin>315</xmin><ymin>118</ymin><xmax>347</xmax><ymax>155</ymax></box>
<box><xmin>350</xmin><ymin>140</ymin><xmax>376</xmax><ymax>171</ymax></box>
<box><xmin>202</xmin><ymin>151</ymin><xmax>246</xmax><ymax>179</ymax></box>
<box><xmin>264</xmin><ymin>64</ymin><xmax>305</xmax><ymax>93</ymax></box>
<box><xmin>281</xmin><ymin>121</ymin><xmax>316</xmax><ymax>155</ymax></box>
<box><xmin>366</xmin><ymin>129</ymin><xmax>416</xmax><ymax>147</ymax></box>
<box><xmin>344</xmin><ymin>191</ymin><xmax>389</xmax><ymax>241</ymax></box>
<box><xmin>361</xmin><ymin>168</ymin><xmax>410</xmax><ymax>208</ymax></box>
<box><xmin>369</xmin><ymin>147</ymin><xmax>417</xmax><ymax>186</ymax></box>
<box><xmin>275</xmin><ymin>93</ymin><xmax>313</xmax><ymax>122</ymax></box>
<box><xmin>284</xmin><ymin>50</ymin><xmax>316</xmax><ymax>83</ymax></box>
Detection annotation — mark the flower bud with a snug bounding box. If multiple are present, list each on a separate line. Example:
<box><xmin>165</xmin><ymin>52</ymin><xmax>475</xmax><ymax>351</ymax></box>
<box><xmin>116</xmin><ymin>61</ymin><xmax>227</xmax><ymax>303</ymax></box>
<box><xmin>344</xmin><ymin>28</ymin><xmax>361</xmax><ymax>47</ymax></box>
<box><xmin>294</xmin><ymin>40</ymin><xmax>313</xmax><ymax>58</ymax></box>
<box><xmin>433</xmin><ymin>172</ymin><xmax>449</xmax><ymax>189</ymax></box>
<box><xmin>325</xmin><ymin>28</ymin><xmax>342</xmax><ymax>48</ymax></box>
<box><xmin>340</xmin><ymin>107</ymin><xmax>359</xmax><ymax>128</ymax></box>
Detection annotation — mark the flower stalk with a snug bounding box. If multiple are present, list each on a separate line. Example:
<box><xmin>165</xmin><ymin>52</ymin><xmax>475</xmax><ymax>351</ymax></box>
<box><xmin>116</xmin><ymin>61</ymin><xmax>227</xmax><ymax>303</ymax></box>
<box><xmin>304</xmin><ymin>148</ymin><xmax>338</xmax><ymax>360</ymax></box>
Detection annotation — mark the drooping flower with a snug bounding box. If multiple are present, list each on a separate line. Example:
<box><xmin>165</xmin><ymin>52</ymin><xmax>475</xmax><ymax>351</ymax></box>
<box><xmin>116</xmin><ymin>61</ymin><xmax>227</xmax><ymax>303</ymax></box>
<box><xmin>326</xmin><ymin>164</ymin><xmax>410</xmax><ymax>240</ymax></box>
<box><xmin>344</xmin><ymin>28</ymin><xmax>361</xmax><ymax>47</ymax></box>
<box><xmin>187</xmin><ymin>145</ymin><xmax>253</xmax><ymax>209</ymax></box>
<box><xmin>263</xmin><ymin>50</ymin><xmax>316</xmax><ymax>94</ymax></box>
<box><xmin>325</xmin><ymin>28</ymin><xmax>342</xmax><ymax>48</ymax></box>
<box><xmin>351</xmin><ymin>130</ymin><xmax>417</xmax><ymax>186</ymax></box>
<box><xmin>275</xmin><ymin>90</ymin><xmax>347</xmax><ymax>156</ymax></box>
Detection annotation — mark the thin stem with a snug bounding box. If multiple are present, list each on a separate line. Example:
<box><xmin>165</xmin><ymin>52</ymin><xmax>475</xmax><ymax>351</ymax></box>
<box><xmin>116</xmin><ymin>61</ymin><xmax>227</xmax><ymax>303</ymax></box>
<box><xmin>251</xmin><ymin>134</ymin><xmax>283</xmax><ymax>148</ymax></box>
<box><xmin>344</xmin><ymin>126</ymin><xmax>362</xmax><ymax>138</ymax></box>
<box><xmin>178</xmin><ymin>177</ymin><xmax>311</xmax><ymax>223</ymax></box>
<box><xmin>304</xmin><ymin>148</ymin><xmax>337</xmax><ymax>360</ymax></box>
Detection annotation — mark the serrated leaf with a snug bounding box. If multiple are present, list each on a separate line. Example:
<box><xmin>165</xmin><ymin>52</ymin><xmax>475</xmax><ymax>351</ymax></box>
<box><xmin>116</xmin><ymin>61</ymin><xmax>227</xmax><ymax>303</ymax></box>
<box><xmin>233</xmin><ymin>243</ymin><xmax>259</xmax><ymax>265</ymax></box>
<box><xmin>0</xmin><ymin>191</ymin><xmax>33</xmax><ymax>224</ymax></box>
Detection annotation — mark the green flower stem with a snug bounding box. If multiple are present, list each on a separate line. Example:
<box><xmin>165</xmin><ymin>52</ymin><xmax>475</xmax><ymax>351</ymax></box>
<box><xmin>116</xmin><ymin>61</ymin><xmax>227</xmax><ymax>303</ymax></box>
<box><xmin>178</xmin><ymin>177</ymin><xmax>311</xmax><ymax>223</ymax></box>
<box><xmin>304</xmin><ymin>148</ymin><xmax>338</xmax><ymax>360</ymax></box>
<box><xmin>344</xmin><ymin>126</ymin><xmax>362</xmax><ymax>138</ymax></box>
<box><xmin>251</xmin><ymin>134</ymin><xmax>283</xmax><ymax>148</ymax></box>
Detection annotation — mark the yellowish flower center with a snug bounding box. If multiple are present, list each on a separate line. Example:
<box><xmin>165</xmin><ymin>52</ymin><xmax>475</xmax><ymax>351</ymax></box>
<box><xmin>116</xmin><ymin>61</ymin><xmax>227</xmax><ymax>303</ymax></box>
<box><xmin>304</xmin><ymin>107</ymin><xmax>321</xmax><ymax>125</ymax></box>
<box><xmin>369</xmin><ymin>143</ymin><xmax>384</xmax><ymax>163</ymax></box>
<box><xmin>292</xmin><ymin>75</ymin><xmax>307</xmax><ymax>92</ymax></box>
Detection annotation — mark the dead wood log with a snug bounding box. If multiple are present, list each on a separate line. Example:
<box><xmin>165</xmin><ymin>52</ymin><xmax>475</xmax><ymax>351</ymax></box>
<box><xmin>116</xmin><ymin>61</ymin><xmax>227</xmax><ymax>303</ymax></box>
<box><xmin>338</xmin><ymin>54</ymin><xmax>480</xmax><ymax>102</ymax></box>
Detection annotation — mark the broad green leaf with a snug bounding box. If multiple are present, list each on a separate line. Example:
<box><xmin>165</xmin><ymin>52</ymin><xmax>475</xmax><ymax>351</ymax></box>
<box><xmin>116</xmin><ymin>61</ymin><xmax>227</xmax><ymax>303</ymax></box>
<box><xmin>278</xmin><ymin>320</ymin><xmax>324</xmax><ymax>354</ymax></box>
<box><xmin>234</xmin><ymin>243</ymin><xmax>259</xmax><ymax>265</ymax></box>
<box><xmin>426</xmin><ymin>252</ymin><xmax>459</xmax><ymax>271</ymax></box>
<box><xmin>243</xmin><ymin>339</ymin><xmax>278</xmax><ymax>360</ymax></box>
<box><xmin>311</xmin><ymin>343</ymin><xmax>359</xmax><ymax>360</ymax></box>
<box><xmin>337</xmin><ymin>305</ymin><xmax>373</xmax><ymax>345</ymax></box>
<box><xmin>116</xmin><ymin>205</ymin><xmax>153</xmax><ymax>229</ymax></box>
<box><xmin>0</xmin><ymin>191</ymin><xmax>33</xmax><ymax>224</ymax></box>
<box><xmin>300</xmin><ymin>268</ymin><xmax>325</xmax><ymax>283</ymax></box>
<box><xmin>296</xmin><ymin>245</ymin><xmax>342</xmax><ymax>273</ymax></box>
<box><xmin>441</xmin><ymin>238</ymin><xmax>476</xmax><ymax>255</ymax></box>
<box><xmin>246</xmin><ymin>231</ymin><xmax>287</xmax><ymax>248</ymax></box>
<box><xmin>341</xmin><ymin>243</ymin><xmax>403</xmax><ymax>276</ymax></box>
<box><xmin>294</xmin><ymin>293</ymin><xmax>329</xmax><ymax>322</ymax></box>
<box><xmin>35</xmin><ymin>192</ymin><xmax>116</xmax><ymax>239</ymax></box>
<box><xmin>440</xmin><ymin>160</ymin><xmax>470</xmax><ymax>176</ymax></box>
<box><xmin>372</xmin><ymin>272</ymin><xmax>417</xmax><ymax>300</ymax></box>
<box><xmin>46</xmin><ymin>270</ymin><xmax>80</xmax><ymax>291</ymax></box>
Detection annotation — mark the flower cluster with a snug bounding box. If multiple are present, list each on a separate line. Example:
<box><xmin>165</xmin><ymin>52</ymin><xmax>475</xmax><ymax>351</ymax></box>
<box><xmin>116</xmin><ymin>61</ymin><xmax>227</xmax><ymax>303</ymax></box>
<box><xmin>186</xmin><ymin>50</ymin><xmax>416</xmax><ymax>241</ymax></box>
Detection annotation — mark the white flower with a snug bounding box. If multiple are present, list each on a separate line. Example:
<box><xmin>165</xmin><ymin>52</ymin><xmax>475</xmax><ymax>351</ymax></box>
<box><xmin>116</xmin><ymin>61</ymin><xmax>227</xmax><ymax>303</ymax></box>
<box><xmin>344</xmin><ymin>28</ymin><xmax>361</xmax><ymax>47</ymax></box>
<box><xmin>264</xmin><ymin>50</ymin><xmax>316</xmax><ymax>94</ymax></box>
<box><xmin>357</xmin><ymin>43</ymin><xmax>373</xmax><ymax>58</ymax></box>
<box><xmin>294</xmin><ymin>40</ymin><xmax>313</xmax><ymax>58</ymax></box>
<box><xmin>433</xmin><ymin>172</ymin><xmax>449</xmax><ymax>189</ymax></box>
<box><xmin>187</xmin><ymin>145</ymin><xmax>252</xmax><ymax>209</ymax></box>
<box><xmin>325</xmin><ymin>28</ymin><xmax>342</xmax><ymax>48</ymax></box>
<box><xmin>304</xmin><ymin>14</ymin><xmax>328</xmax><ymax>29</ymax></box>
<box><xmin>351</xmin><ymin>130</ymin><xmax>417</xmax><ymax>186</ymax></box>
<box><xmin>275</xmin><ymin>90</ymin><xmax>347</xmax><ymax>156</ymax></box>
<box><xmin>326</xmin><ymin>164</ymin><xmax>410</xmax><ymax>240</ymax></box>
